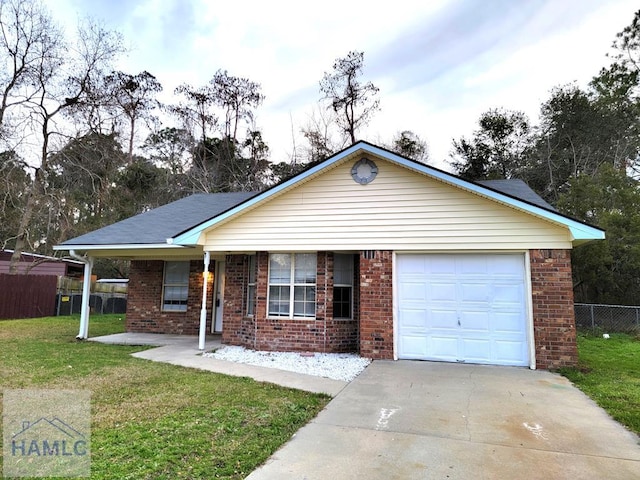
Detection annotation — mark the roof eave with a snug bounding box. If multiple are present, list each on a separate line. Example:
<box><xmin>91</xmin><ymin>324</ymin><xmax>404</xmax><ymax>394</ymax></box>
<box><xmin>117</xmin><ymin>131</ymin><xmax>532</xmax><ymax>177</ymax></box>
<box><xmin>53</xmin><ymin>243</ymin><xmax>193</xmax><ymax>251</ymax></box>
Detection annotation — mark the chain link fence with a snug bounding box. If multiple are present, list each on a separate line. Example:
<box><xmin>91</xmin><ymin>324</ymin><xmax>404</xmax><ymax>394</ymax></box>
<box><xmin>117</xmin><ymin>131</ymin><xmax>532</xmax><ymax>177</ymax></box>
<box><xmin>575</xmin><ymin>303</ymin><xmax>640</xmax><ymax>333</ymax></box>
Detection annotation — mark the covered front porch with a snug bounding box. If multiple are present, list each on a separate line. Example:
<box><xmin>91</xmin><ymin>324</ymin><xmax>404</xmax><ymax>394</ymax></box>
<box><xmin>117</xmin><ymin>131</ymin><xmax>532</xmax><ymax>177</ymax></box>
<box><xmin>65</xmin><ymin>248</ymin><xmax>224</xmax><ymax>351</ymax></box>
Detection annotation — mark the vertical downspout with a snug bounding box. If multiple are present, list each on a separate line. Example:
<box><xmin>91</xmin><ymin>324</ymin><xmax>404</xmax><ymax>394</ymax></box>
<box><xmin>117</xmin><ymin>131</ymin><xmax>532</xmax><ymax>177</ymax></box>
<box><xmin>69</xmin><ymin>250</ymin><xmax>93</xmax><ymax>339</ymax></box>
<box><xmin>199</xmin><ymin>251</ymin><xmax>211</xmax><ymax>350</ymax></box>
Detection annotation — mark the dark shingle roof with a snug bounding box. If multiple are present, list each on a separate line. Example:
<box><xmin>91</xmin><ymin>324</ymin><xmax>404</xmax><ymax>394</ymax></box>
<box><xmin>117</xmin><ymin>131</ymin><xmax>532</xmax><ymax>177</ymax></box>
<box><xmin>476</xmin><ymin>179</ymin><xmax>555</xmax><ymax>211</ymax></box>
<box><xmin>60</xmin><ymin>192</ymin><xmax>256</xmax><ymax>246</ymax></box>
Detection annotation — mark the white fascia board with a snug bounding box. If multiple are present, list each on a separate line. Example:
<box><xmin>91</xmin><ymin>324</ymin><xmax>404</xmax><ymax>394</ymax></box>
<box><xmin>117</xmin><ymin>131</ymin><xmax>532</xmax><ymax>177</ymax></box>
<box><xmin>53</xmin><ymin>243</ymin><xmax>192</xmax><ymax>251</ymax></box>
<box><xmin>171</xmin><ymin>144</ymin><xmax>365</xmax><ymax>245</ymax></box>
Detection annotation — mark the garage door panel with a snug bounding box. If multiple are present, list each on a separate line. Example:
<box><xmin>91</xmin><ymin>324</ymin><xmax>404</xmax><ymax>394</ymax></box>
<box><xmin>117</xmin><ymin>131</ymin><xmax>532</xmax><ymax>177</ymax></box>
<box><xmin>399</xmin><ymin>256</ymin><xmax>427</xmax><ymax>274</ymax></box>
<box><xmin>399</xmin><ymin>335</ymin><xmax>428</xmax><ymax>357</ymax></box>
<box><xmin>492</xmin><ymin>311</ymin><xmax>525</xmax><ymax>333</ymax></box>
<box><xmin>400</xmin><ymin>308</ymin><xmax>428</xmax><ymax>328</ymax></box>
<box><xmin>460</xmin><ymin>282</ymin><xmax>491</xmax><ymax>302</ymax></box>
<box><xmin>493</xmin><ymin>284</ymin><xmax>524</xmax><ymax>303</ymax></box>
<box><xmin>489</xmin><ymin>255</ymin><xmax>523</xmax><ymax>274</ymax></box>
<box><xmin>460</xmin><ymin>311</ymin><xmax>490</xmax><ymax>331</ymax></box>
<box><xmin>461</xmin><ymin>338</ymin><xmax>491</xmax><ymax>362</ymax></box>
<box><xmin>400</xmin><ymin>281</ymin><xmax>428</xmax><ymax>301</ymax></box>
<box><xmin>430</xmin><ymin>282</ymin><xmax>457</xmax><ymax>301</ymax></box>
<box><xmin>398</xmin><ymin>253</ymin><xmax>529</xmax><ymax>366</ymax></box>
<box><xmin>427</xmin><ymin>256</ymin><xmax>458</xmax><ymax>274</ymax></box>
<box><xmin>458</xmin><ymin>256</ymin><xmax>489</xmax><ymax>274</ymax></box>
<box><xmin>494</xmin><ymin>340</ymin><xmax>528</xmax><ymax>365</ymax></box>
<box><xmin>430</xmin><ymin>336</ymin><xmax>458</xmax><ymax>360</ymax></box>
<box><xmin>428</xmin><ymin>309</ymin><xmax>458</xmax><ymax>329</ymax></box>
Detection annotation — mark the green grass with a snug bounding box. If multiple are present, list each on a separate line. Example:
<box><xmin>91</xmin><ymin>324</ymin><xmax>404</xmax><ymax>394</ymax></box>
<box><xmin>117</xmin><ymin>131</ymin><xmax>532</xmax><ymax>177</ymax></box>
<box><xmin>0</xmin><ymin>315</ymin><xmax>330</xmax><ymax>479</ymax></box>
<box><xmin>559</xmin><ymin>332</ymin><xmax>640</xmax><ymax>436</ymax></box>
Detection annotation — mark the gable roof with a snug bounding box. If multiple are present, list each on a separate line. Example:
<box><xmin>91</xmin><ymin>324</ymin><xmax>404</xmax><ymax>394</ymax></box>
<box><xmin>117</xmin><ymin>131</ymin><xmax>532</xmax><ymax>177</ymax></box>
<box><xmin>58</xmin><ymin>192</ymin><xmax>256</xmax><ymax>247</ymax></box>
<box><xmin>171</xmin><ymin>141</ymin><xmax>604</xmax><ymax>246</ymax></box>
<box><xmin>55</xmin><ymin>141</ymin><xmax>604</xmax><ymax>253</ymax></box>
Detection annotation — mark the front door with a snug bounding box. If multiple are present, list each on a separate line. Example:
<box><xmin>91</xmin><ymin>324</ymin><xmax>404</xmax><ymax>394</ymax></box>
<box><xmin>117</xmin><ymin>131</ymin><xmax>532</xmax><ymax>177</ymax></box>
<box><xmin>212</xmin><ymin>261</ymin><xmax>225</xmax><ymax>333</ymax></box>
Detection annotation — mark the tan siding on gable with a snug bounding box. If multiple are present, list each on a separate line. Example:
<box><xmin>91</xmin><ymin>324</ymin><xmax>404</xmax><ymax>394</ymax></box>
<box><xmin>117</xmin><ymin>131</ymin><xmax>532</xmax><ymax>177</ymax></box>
<box><xmin>202</xmin><ymin>158</ymin><xmax>572</xmax><ymax>251</ymax></box>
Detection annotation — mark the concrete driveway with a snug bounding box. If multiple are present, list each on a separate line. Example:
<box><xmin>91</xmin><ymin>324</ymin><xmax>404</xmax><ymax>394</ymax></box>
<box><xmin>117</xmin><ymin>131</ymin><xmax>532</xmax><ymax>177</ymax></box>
<box><xmin>247</xmin><ymin>360</ymin><xmax>640</xmax><ymax>479</ymax></box>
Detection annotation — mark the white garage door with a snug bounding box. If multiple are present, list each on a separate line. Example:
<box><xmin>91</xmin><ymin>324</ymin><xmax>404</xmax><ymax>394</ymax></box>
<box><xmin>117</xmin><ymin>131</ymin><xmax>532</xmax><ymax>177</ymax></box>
<box><xmin>397</xmin><ymin>254</ymin><xmax>529</xmax><ymax>366</ymax></box>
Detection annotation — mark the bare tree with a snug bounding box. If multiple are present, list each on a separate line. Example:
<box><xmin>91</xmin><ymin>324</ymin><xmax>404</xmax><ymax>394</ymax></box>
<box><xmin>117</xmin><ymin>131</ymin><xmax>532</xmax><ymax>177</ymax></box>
<box><xmin>6</xmin><ymin>11</ymin><xmax>124</xmax><ymax>272</ymax></box>
<box><xmin>210</xmin><ymin>69</ymin><xmax>264</xmax><ymax>142</ymax></box>
<box><xmin>101</xmin><ymin>70</ymin><xmax>163</xmax><ymax>163</ymax></box>
<box><xmin>0</xmin><ymin>0</ymin><xmax>62</xmax><ymax>148</ymax></box>
<box><xmin>171</xmin><ymin>72</ymin><xmax>268</xmax><ymax>193</ymax></box>
<box><xmin>319</xmin><ymin>50</ymin><xmax>380</xmax><ymax>144</ymax></box>
<box><xmin>172</xmin><ymin>83</ymin><xmax>218</xmax><ymax>144</ymax></box>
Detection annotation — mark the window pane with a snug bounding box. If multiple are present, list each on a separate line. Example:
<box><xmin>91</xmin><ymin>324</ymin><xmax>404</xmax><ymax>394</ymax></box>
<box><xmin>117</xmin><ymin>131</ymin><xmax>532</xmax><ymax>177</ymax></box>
<box><xmin>248</xmin><ymin>255</ymin><xmax>256</xmax><ymax>283</ymax></box>
<box><xmin>164</xmin><ymin>286</ymin><xmax>188</xmax><ymax>301</ymax></box>
<box><xmin>294</xmin><ymin>253</ymin><xmax>316</xmax><ymax>284</ymax></box>
<box><xmin>268</xmin><ymin>285</ymin><xmax>290</xmax><ymax>316</ymax></box>
<box><xmin>293</xmin><ymin>286</ymin><xmax>315</xmax><ymax>317</ymax></box>
<box><xmin>247</xmin><ymin>285</ymin><xmax>256</xmax><ymax>316</ymax></box>
<box><xmin>269</xmin><ymin>254</ymin><xmax>291</xmax><ymax>283</ymax></box>
<box><xmin>334</xmin><ymin>254</ymin><xmax>353</xmax><ymax>286</ymax></box>
<box><xmin>247</xmin><ymin>255</ymin><xmax>257</xmax><ymax>316</ymax></box>
<box><xmin>333</xmin><ymin>286</ymin><xmax>352</xmax><ymax>319</ymax></box>
<box><xmin>165</xmin><ymin>261</ymin><xmax>190</xmax><ymax>284</ymax></box>
<box><xmin>163</xmin><ymin>261</ymin><xmax>189</xmax><ymax>312</ymax></box>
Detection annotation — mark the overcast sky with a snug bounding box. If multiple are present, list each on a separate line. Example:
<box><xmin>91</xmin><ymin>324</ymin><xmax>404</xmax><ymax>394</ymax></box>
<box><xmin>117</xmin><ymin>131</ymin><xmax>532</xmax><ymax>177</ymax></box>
<box><xmin>44</xmin><ymin>0</ymin><xmax>639</xmax><ymax>170</ymax></box>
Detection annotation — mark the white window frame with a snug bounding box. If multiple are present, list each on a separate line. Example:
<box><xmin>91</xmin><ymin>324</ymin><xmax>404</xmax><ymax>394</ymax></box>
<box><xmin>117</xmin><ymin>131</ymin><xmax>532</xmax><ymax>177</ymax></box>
<box><xmin>267</xmin><ymin>253</ymin><xmax>316</xmax><ymax>319</ymax></box>
<box><xmin>162</xmin><ymin>261</ymin><xmax>190</xmax><ymax>312</ymax></box>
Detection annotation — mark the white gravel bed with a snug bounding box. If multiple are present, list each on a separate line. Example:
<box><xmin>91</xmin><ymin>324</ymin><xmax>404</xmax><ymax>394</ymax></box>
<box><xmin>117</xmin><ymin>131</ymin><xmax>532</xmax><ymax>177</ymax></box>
<box><xmin>203</xmin><ymin>346</ymin><xmax>371</xmax><ymax>382</ymax></box>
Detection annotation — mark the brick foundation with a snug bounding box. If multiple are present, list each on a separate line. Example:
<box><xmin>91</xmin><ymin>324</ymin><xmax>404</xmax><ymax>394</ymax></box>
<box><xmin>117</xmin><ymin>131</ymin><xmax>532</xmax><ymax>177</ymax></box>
<box><xmin>530</xmin><ymin>249</ymin><xmax>577</xmax><ymax>369</ymax></box>
<box><xmin>126</xmin><ymin>259</ymin><xmax>213</xmax><ymax>335</ymax></box>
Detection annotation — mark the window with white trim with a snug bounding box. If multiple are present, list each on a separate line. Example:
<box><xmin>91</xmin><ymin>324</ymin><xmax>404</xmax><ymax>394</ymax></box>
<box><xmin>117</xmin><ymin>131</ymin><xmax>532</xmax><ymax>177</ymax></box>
<box><xmin>268</xmin><ymin>253</ymin><xmax>316</xmax><ymax>318</ymax></box>
<box><xmin>333</xmin><ymin>254</ymin><xmax>354</xmax><ymax>319</ymax></box>
<box><xmin>246</xmin><ymin>255</ymin><xmax>257</xmax><ymax>316</ymax></box>
<box><xmin>162</xmin><ymin>261</ymin><xmax>190</xmax><ymax>312</ymax></box>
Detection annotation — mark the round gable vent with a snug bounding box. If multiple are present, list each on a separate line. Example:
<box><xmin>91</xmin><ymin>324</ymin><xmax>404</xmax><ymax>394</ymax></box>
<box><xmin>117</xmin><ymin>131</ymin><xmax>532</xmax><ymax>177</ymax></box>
<box><xmin>351</xmin><ymin>158</ymin><xmax>378</xmax><ymax>185</ymax></box>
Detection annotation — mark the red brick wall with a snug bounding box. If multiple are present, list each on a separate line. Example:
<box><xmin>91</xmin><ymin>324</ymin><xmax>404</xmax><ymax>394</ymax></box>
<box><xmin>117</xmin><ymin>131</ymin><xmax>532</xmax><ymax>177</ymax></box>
<box><xmin>221</xmin><ymin>254</ymin><xmax>255</xmax><ymax>348</ymax></box>
<box><xmin>530</xmin><ymin>249</ymin><xmax>577</xmax><ymax>369</ymax></box>
<box><xmin>126</xmin><ymin>259</ymin><xmax>213</xmax><ymax>335</ymax></box>
<box><xmin>222</xmin><ymin>252</ymin><xmax>358</xmax><ymax>353</ymax></box>
<box><xmin>359</xmin><ymin>251</ymin><xmax>394</xmax><ymax>359</ymax></box>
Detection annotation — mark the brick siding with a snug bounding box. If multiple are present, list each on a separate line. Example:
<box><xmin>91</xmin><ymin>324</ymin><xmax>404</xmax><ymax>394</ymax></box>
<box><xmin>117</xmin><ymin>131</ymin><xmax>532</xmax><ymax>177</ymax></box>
<box><xmin>530</xmin><ymin>249</ymin><xmax>578</xmax><ymax>369</ymax></box>
<box><xmin>125</xmin><ymin>249</ymin><xmax>578</xmax><ymax>370</ymax></box>
<box><xmin>222</xmin><ymin>252</ymin><xmax>358</xmax><ymax>354</ymax></box>
<box><xmin>359</xmin><ymin>250</ymin><xmax>394</xmax><ymax>359</ymax></box>
<box><xmin>221</xmin><ymin>254</ymin><xmax>255</xmax><ymax>348</ymax></box>
<box><xmin>126</xmin><ymin>259</ymin><xmax>213</xmax><ymax>335</ymax></box>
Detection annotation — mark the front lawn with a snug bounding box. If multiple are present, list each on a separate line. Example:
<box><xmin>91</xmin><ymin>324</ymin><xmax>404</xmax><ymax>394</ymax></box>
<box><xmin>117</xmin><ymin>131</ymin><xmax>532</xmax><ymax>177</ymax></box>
<box><xmin>560</xmin><ymin>332</ymin><xmax>640</xmax><ymax>436</ymax></box>
<box><xmin>0</xmin><ymin>315</ymin><xmax>329</xmax><ymax>479</ymax></box>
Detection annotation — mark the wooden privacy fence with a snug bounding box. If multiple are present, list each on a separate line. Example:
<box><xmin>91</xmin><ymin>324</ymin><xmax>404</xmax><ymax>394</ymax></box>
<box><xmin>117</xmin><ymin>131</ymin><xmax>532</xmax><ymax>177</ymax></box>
<box><xmin>0</xmin><ymin>274</ymin><xmax>57</xmax><ymax>319</ymax></box>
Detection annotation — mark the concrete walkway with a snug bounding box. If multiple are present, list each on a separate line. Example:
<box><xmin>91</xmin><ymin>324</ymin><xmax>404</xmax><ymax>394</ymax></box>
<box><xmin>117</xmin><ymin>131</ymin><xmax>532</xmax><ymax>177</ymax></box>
<box><xmin>88</xmin><ymin>333</ymin><xmax>346</xmax><ymax>396</ymax></box>
<box><xmin>90</xmin><ymin>333</ymin><xmax>640</xmax><ymax>478</ymax></box>
<box><xmin>247</xmin><ymin>360</ymin><xmax>640</xmax><ymax>480</ymax></box>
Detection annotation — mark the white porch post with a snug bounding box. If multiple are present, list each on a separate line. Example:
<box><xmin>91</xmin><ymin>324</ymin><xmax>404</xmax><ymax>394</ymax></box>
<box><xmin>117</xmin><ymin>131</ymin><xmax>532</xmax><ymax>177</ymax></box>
<box><xmin>70</xmin><ymin>250</ymin><xmax>93</xmax><ymax>339</ymax></box>
<box><xmin>198</xmin><ymin>251</ymin><xmax>211</xmax><ymax>350</ymax></box>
